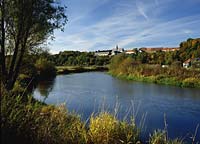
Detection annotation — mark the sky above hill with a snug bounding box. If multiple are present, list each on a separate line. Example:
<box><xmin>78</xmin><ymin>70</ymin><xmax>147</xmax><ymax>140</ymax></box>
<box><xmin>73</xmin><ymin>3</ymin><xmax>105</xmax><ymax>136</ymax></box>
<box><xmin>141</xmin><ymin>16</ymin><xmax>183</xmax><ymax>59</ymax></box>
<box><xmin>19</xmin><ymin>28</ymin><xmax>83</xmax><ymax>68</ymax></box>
<box><xmin>49</xmin><ymin>0</ymin><xmax>200</xmax><ymax>54</ymax></box>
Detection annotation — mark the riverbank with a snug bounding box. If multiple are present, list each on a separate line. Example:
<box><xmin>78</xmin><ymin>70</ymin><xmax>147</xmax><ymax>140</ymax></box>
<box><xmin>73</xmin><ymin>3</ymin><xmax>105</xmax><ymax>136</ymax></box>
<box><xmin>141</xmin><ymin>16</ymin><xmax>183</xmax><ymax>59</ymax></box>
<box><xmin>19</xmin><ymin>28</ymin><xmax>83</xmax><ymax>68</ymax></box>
<box><xmin>56</xmin><ymin>66</ymin><xmax>108</xmax><ymax>74</ymax></box>
<box><xmin>3</xmin><ymin>72</ymin><xmax>200</xmax><ymax>144</ymax></box>
<box><xmin>109</xmin><ymin>71</ymin><xmax>200</xmax><ymax>88</ymax></box>
<box><xmin>109</xmin><ymin>54</ymin><xmax>200</xmax><ymax>88</ymax></box>
<box><xmin>1</xmin><ymin>90</ymin><xmax>190</xmax><ymax>144</ymax></box>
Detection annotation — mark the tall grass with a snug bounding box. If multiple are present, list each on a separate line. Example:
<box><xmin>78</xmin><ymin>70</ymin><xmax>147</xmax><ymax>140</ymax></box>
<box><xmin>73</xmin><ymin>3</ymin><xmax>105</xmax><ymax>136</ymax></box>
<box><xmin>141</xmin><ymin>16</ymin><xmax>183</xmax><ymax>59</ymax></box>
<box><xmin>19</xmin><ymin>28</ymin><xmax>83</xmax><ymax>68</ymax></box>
<box><xmin>1</xmin><ymin>90</ymin><xmax>87</xmax><ymax>144</ymax></box>
<box><xmin>89</xmin><ymin>112</ymin><xmax>139</xmax><ymax>144</ymax></box>
<box><xmin>1</xmin><ymin>89</ymin><xmax>140</xmax><ymax>144</ymax></box>
<box><xmin>149</xmin><ymin>130</ymin><xmax>183</xmax><ymax>144</ymax></box>
<box><xmin>1</xmin><ymin>87</ymin><xmax>199</xmax><ymax>144</ymax></box>
<box><xmin>109</xmin><ymin>54</ymin><xmax>200</xmax><ymax>88</ymax></box>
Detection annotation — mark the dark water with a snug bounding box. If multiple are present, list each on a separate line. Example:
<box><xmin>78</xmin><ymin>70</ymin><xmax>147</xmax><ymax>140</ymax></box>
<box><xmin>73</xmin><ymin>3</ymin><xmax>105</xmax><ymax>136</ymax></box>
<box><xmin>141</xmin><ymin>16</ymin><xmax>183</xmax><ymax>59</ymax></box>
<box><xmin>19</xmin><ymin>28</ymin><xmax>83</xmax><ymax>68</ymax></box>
<box><xmin>33</xmin><ymin>72</ymin><xmax>200</xmax><ymax>142</ymax></box>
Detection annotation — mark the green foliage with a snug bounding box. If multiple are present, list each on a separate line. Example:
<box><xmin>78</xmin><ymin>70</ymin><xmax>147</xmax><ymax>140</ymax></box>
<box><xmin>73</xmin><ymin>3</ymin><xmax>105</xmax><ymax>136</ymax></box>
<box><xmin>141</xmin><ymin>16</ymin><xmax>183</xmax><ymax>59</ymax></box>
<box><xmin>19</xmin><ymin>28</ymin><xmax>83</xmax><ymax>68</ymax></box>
<box><xmin>1</xmin><ymin>93</ymin><xmax>87</xmax><ymax>144</ymax></box>
<box><xmin>1</xmin><ymin>91</ymin><xmax>140</xmax><ymax>144</ymax></box>
<box><xmin>89</xmin><ymin>112</ymin><xmax>139</xmax><ymax>144</ymax></box>
<box><xmin>149</xmin><ymin>130</ymin><xmax>167</xmax><ymax>144</ymax></box>
<box><xmin>126</xmin><ymin>38</ymin><xmax>199</xmax><ymax>65</ymax></box>
<box><xmin>182</xmin><ymin>78</ymin><xmax>200</xmax><ymax>88</ymax></box>
<box><xmin>109</xmin><ymin>53</ymin><xmax>127</xmax><ymax>72</ymax></box>
<box><xmin>149</xmin><ymin>130</ymin><xmax>183</xmax><ymax>144</ymax></box>
<box><xmin>179</xmin><ymin>38</ymin><xmax>200</xmax><ymax>61</ymax></box>
<box><xmin>109</xmin><ymin>55</ymin><xmax>200</xmax><ymax>88</ymax></box>
<box><xmin>48</xmin><ymin>51</ymin><xmax>110</xmax><ymax>66</ymax></box>
<box><xmin>1</xmin><ymin>0</ymin><xmax>67</xmax><ymax>90</ymax></box>
<box><xmin>35</xmin><ymin>58</ymin><xmax>56</xmax><ymax>79</ymax></box>
<box><xmin>56</xmin><ymin>65</ymin><xmax>108</xmax><ymax>74</ymax></box>
<box><xmin>118</xmin><ymin>57</ymin><xmax>134</xmax><ymax>74</ymax></box>
<box><xmin>171</xmin><ymin>61</ymin><xmax>182</xmax><ymax>68</ymax></box>
<box><xmin>130</xmin><ymin>50</ymin><xmax>179</xmax><ymax>65</ymax></box>
<box><xmin>191</xmin><ymin>58</ymin><xmax>200</xmax><ymax>68</ymax></box>
<box><xmin>1</xmin><ymin>87</ymin><xmax>197</xmax><ymax>144</ymax></box>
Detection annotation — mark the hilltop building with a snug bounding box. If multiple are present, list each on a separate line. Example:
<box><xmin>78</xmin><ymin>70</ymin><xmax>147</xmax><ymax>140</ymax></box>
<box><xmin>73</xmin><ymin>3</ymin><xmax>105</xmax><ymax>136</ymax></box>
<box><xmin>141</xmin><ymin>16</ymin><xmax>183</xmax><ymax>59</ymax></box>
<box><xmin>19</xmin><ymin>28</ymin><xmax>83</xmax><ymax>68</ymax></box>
<box><xmin>94</xmin><ymin>46</ymin><xmax>180</xmax><ymax>56</ymax></box>
<box><xmin>94</xmin><ymin>50</ymin><xmax>111</xmax><ymax>56</ymax></box>
<box><xmin>111</xmin><ymin>45</ymin><xmax>124</xmax><ymax>55</ymax></box>
<box><xmin>125</xmin><ymin>49</ymin><xmax>136</xmax><ymax>54</ymax></box>
<box><xmin>95</xmin><ymin>45</ymin><xmax>124</xmax><ymax>56</ymax></box>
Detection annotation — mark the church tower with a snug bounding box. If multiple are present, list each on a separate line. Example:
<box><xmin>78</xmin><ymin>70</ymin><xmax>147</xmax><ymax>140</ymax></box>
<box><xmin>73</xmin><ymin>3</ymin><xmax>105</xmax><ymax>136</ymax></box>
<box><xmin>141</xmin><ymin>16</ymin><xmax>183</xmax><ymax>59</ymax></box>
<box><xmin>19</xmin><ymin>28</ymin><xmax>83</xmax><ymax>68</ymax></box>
<box><xmin>116</xmin><ymin>45</ymin><xmax>118</xmax><ymax>50</ymax></box>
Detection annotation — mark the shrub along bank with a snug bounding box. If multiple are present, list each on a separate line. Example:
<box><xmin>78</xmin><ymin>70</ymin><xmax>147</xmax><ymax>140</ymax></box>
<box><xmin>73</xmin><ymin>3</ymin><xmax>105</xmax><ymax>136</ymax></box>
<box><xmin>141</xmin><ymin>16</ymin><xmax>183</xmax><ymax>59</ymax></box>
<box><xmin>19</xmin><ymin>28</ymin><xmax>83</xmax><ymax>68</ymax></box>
<box><xmin>1</xmin><ymin>87</ymin><xmax>193</xmax><ymax>144</ymax></box>
<box><xmin>109</xmin><ymin>54</ymin><xmax>200</xmax><ymax>88</ymax></box>
<box><xmin>56</xmin><ymin>66</ymin><xmax>108</xmax><ymax>74</ymax></box>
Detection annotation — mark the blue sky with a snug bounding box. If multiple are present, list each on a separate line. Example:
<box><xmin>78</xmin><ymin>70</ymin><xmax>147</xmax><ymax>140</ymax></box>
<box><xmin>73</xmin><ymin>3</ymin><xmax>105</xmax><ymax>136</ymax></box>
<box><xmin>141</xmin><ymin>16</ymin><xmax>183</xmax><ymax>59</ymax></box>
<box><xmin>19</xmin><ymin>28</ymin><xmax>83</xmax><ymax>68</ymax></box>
<box><xmin>49</xmin><ymin>0</ymin><xmax>200</xmax><ymax>54</ymax></box>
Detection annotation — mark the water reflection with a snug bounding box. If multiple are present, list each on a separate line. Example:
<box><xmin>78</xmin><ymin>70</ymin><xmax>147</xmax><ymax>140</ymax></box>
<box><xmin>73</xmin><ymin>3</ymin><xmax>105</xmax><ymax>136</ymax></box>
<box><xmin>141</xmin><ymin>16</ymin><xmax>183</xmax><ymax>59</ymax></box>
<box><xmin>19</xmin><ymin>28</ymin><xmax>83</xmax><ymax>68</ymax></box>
<box><xmin>36</xmin><ymin>77</ymin><xmax>55</xmax><ymax>101</ymax></box>
<box><xmin>33</xmin><ymin>72</ymin><xmax>200</xmax><ymax>142</ymax></box>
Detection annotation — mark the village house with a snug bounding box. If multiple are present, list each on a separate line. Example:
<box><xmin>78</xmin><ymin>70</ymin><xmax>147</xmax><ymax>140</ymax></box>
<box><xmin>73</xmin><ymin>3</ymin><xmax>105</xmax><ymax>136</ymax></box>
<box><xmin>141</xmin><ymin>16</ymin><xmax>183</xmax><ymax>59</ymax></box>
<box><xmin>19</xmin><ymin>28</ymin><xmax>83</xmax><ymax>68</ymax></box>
<box><xmin>183</xmin><ymin>59</ymin><xmax>191</xmax><ymax>68</ymax></box>
<box><xmin>183</xmin><ymin>58</ymin><xmax>200</xmax><ymax>68</ymax></box>
<box><xmin>94</xmin><ymin>50</ymin><xmax>111</xmax><ymax>56</ymax></box>
<box><xmin>125</xmin><ymin>49</ymin><xmax>136</xmax><ymax>55</ymax></box>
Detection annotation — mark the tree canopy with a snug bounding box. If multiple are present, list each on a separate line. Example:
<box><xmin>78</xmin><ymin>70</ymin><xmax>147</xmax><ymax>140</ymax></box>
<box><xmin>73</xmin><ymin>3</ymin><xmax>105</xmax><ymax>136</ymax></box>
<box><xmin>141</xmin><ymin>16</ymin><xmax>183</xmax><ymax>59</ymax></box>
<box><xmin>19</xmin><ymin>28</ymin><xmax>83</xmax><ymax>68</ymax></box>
<box><xmin>48</xmin><ymin>51</ymin><xmax>110</xmax><ymax>66</ymax></box>
<box><xmin>178</xmin><ymin>38</ymin><xmax>200</xmax><ymax>61</ymax></box>
<box><xmin>0</xmin><ymin>0</ymin><xmax>67</xmax><ymax>90</ymax></box>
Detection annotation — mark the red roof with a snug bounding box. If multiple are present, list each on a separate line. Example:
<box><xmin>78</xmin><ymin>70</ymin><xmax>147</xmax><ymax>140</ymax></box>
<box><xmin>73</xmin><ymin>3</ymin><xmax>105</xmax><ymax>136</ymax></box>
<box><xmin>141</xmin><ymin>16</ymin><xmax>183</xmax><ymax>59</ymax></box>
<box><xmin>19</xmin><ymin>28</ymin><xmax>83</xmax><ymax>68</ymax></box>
<box><xmin>183</xmin><ymin>59</ymin><xmax>191</xmax><ymax>64</ymax></box>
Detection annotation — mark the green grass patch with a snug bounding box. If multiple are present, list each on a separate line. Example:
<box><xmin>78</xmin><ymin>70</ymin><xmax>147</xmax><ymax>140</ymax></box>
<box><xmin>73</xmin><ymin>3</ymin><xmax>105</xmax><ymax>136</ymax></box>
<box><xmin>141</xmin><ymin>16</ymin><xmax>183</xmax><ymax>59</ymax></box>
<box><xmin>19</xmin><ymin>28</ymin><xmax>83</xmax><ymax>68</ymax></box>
<box><xmin>56</xmin><ymin>66</ymin><xmax>108</xmax><ymax>74</ymax></box>
<box><xmin>1</xmin><ymin>87</ymin><xmax>197</xmax><ymax>144</ymax></box>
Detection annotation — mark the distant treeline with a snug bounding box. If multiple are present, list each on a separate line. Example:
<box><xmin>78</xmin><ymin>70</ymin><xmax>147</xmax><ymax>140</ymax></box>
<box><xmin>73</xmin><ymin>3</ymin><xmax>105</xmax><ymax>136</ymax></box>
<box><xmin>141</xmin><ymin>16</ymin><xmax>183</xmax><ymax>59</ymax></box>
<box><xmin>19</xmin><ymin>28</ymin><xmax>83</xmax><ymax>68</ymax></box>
<box><xmin>42</xmin><ymin>38</ymin><xmax>200</xmax><ymax>67</ymax></box>
<box><xmin>48</xmin><ymin>51</ymin><xmax>110</xmax><ymax>66</ymax></box>
<box><xmin>109</xmin><ymin>38</ymin><xmax>200</xmax><ymax>88</ymax></box>
<box><xmin>4</xmin><ymin>38</ymin><xmax>199</xmax><ymax>89</ymax></box>
<box><xmin>130</xmin><ymin>38</ymin><xmax>200</xmax><ymax>65</ymax></box>
<box><xmin>109</xmin><ymin>54</ymin><xmax>200</xmax><ymax>87</ymax></box>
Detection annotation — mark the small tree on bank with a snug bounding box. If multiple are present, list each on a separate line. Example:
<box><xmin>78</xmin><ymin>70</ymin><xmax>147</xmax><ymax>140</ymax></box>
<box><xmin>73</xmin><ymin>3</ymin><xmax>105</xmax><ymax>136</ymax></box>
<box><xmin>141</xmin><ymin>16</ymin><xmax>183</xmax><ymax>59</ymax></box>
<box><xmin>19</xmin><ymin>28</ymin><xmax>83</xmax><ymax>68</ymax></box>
<box><xmin>0</xmin><ymin>0</ymin><xmax>67</xmax><ymax>91</ymax></box>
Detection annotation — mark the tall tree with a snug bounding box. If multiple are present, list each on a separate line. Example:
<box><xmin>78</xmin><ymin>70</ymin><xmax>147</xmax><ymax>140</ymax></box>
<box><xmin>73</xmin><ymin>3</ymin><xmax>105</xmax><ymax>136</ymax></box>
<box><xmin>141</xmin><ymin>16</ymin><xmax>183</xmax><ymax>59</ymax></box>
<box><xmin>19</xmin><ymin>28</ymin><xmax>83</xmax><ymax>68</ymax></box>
<box><xmin>0</xmin><ymin>0</ymin><xmax>67</xmax><ymax>91</ymax></box>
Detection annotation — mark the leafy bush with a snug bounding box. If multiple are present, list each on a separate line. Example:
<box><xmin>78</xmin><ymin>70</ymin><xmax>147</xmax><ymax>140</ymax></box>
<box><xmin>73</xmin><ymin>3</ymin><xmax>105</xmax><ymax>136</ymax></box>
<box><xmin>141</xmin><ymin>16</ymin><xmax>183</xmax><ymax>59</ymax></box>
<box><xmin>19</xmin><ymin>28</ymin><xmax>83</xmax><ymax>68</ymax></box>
<box><xmin>109</xmin><ymin>53</ymin><xmax>127</xmax><ymax>72</ymax></box>
<box><xmin>89</xmin><ymin>112</ymin><xmax>139</xmax><ymax>144</ymax></box>
<box><xmin>49</xmin><ymin>51</ymin><xmax>110</xmax><ymax>66</ymax></box>
<box><xmin>149</xmin><ymin>130</ymin><xmax>183</xmax><ymax>144</ymax></box>
<box><xmin>1</xmin><ymin>89</ymin><xmax>196</xmax><ymax>144</ymax></box>
<box><xmin>35</xmin><ymin>58</ymin><xmax>56</xmax><ymax>79</ymax></box>
<box><xmin>109</xmin><ymin>54</ymin><xmax>200</xmax><ymax>88</ymax></box>
<box><xmin>182</xmin><ymin>78</ymin><xmax>200</xmax><ymax>88</ymax></box>
<box><xmin>1</xmin><ymin>93</ymin><xmax>87</xmax><ymax>144</ymax></box>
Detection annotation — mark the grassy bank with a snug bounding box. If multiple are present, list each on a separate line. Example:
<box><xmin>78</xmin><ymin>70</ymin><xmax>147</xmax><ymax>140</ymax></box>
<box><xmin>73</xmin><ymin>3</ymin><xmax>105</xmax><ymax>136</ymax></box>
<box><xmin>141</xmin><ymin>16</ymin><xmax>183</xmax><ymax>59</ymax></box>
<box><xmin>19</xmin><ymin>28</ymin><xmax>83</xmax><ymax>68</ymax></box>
<box><xmin>2</xmin><ymin>91</ymin><xmax>191</xmax><ymax>144</ymax></box>
<box><xmin>109</xmin><ymin>54</ymin><xmax>200</xmax><ymax>88</ymax></box>
<box><xmin>56</xmin><ymin>66</ymin><xmax>108</xmax><ymax>74</ymax></box>
<box><xmin>109</xmin><ymin>71</ymin><xmax>200</xmax><ymax>88</ymax></box>
<box><xmin>1</xmin><ymin>89</ymin><xmax>141</xmax><ymax>144</ymax></box>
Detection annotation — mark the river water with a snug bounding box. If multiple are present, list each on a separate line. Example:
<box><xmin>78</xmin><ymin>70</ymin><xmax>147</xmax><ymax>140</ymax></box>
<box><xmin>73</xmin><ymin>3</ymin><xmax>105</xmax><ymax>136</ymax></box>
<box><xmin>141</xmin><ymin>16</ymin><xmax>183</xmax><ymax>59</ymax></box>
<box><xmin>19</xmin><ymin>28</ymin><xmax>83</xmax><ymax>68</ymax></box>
<box><xmin>33</xmin><ymin>72</ymin><xmax>200</xmax><ymax>142</ymax></box>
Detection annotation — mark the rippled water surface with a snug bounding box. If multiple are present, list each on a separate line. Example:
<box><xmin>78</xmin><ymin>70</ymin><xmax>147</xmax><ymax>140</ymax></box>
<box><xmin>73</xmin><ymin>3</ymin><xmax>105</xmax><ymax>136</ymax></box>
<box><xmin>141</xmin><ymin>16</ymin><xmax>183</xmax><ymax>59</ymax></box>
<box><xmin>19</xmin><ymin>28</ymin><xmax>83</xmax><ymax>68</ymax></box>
<box><xmin>33</xmin><ymin>72</ymin><xmax>200</xmax><ymax>141</ymax></box>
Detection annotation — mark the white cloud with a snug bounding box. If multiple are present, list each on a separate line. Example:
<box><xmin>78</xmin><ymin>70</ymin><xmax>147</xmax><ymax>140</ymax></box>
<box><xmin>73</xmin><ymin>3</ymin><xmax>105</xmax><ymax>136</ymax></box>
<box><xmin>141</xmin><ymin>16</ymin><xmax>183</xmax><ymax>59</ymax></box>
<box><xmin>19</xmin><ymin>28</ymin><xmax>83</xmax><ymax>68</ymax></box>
<box><xmin>136</xmin><ymin>1</ymin><xmax>149</xmax><ymax>21</ymax></box>
<box><xmin>49</xmin><ymin>0</ymin><xmax>200</xmax><ymax>54</ymax></box>
<box><xmin>183</xmin><ymin>29</ymin><xmax>193</xmax><ymax>34</ymax></box>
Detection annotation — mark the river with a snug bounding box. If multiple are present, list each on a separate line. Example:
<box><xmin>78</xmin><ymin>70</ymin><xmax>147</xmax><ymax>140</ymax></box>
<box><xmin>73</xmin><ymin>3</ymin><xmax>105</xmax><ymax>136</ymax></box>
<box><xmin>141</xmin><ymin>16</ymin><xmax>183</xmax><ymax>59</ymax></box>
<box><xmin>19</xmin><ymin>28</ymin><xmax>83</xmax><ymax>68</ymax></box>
<box><xmin>33</xmin><ymin>72</ymin><xmax>200</xmax><ymax>142</ymax></box>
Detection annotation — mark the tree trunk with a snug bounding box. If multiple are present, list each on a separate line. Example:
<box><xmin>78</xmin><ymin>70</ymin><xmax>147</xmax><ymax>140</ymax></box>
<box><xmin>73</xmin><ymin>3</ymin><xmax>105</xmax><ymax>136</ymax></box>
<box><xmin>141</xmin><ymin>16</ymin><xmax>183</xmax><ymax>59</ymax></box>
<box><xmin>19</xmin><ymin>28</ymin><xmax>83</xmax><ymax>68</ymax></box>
<box><xmin>1</xmin><ymin>0</ymin><xmax>6</xmax><ymax>82</ymax></box>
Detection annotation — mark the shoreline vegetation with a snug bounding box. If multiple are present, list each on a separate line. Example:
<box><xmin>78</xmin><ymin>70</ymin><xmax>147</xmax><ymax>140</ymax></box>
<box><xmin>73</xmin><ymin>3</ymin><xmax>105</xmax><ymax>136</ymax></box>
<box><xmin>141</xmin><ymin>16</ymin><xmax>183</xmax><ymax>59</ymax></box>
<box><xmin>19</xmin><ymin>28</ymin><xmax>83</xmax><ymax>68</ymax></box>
<box><xmin>108</xmin><ymin>67</ymin><xmax>200</xmax><ymax>88</ymax></box>
<box><xmin>52</xmin><ymin>38</ymin><xmax>200</xmax><ymax>88</ymax></box>
<box><xmin>2</xmin><ymin>38</ymin><xmax>199</xmax><ymax>143</ymax></box>
<box><xmin>1</xmin><ymin>0</ymin><xmax>199</xmax><ymax>141</ymax></box>
<box><xmin>108</xmin><ymin>54</ymin><xmax>200</xmax><ymax>88</ymax></box>
<box><xmin>56</xmin><ymin>66</ymin><xmax>108</xmax><ymax>74</ymax></box>
<box><xmin>3</xmin><ymin>89</ymin><xmax>197</xmax><ymax>144</ymax></box>
<box><xmin>107</xmin><ymin>38</ymin><xmax>200</xmax><ymax>88</ymax></box>
<box><xmin>55</xmin><ymin>65</ymin><xmax>200</xmax><ymax>88</ymax></box>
